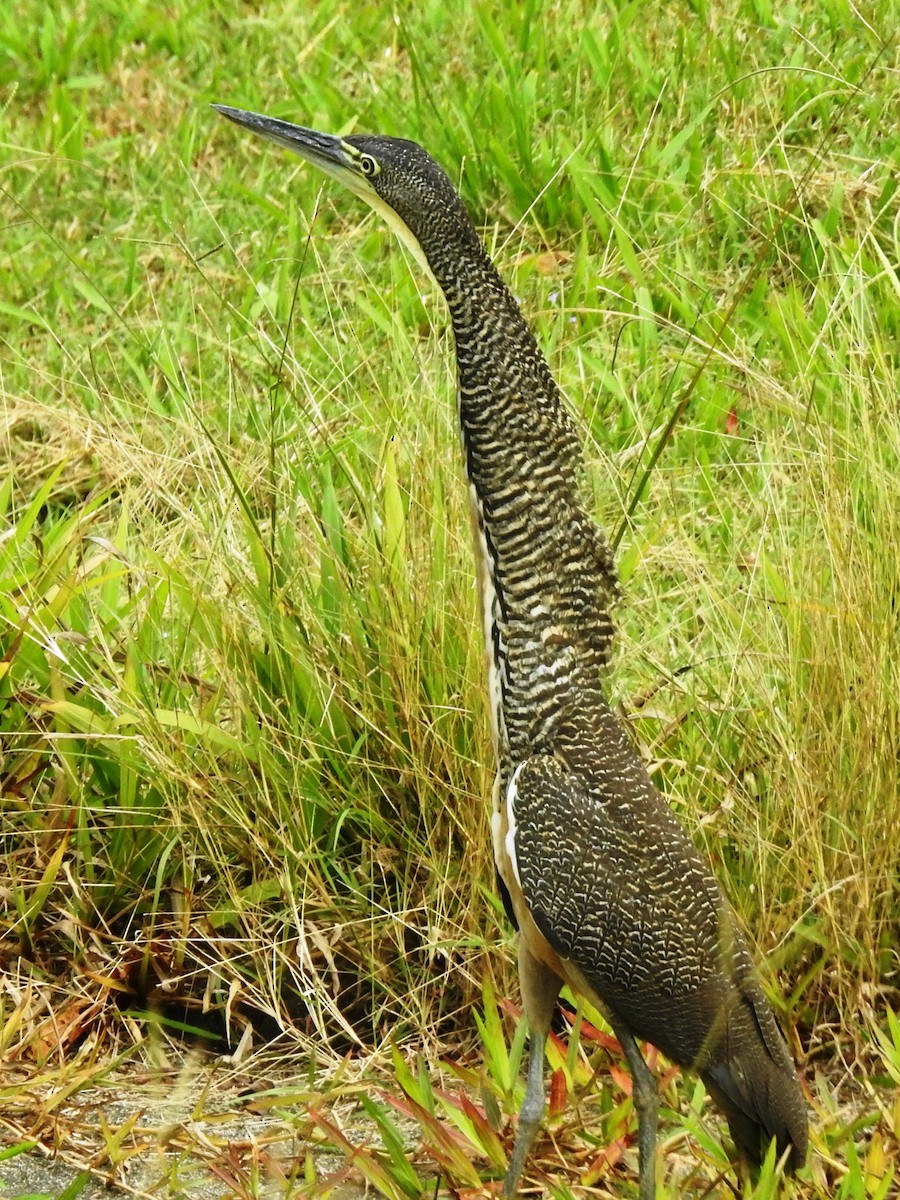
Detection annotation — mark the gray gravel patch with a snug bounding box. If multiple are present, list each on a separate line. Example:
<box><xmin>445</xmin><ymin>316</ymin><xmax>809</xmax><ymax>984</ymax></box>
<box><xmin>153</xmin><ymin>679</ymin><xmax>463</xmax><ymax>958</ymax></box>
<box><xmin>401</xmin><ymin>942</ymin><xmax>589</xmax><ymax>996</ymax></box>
<box><xmin>0</xmin><ymin>1068</ymin><xmax>408</xmax><ymax>1200</ymax></box>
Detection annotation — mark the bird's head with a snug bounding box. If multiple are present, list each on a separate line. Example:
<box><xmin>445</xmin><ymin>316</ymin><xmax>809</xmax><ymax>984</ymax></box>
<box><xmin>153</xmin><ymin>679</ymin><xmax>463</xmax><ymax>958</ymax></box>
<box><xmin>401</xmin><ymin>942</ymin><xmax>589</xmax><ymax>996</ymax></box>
<box><xmin>212</xmin><ymin>105</ymin><xmax>480</xmax><ymax>282</ymax></box>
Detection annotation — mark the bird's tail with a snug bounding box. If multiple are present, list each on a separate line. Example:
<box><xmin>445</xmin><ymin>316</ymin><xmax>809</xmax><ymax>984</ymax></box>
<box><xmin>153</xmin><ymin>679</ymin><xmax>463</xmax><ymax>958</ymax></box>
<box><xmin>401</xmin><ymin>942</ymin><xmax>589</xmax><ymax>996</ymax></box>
<box><xmin>700</xmin><ymin>987</ymin><xmax>808</xmax><ymax>1173</ymax></box>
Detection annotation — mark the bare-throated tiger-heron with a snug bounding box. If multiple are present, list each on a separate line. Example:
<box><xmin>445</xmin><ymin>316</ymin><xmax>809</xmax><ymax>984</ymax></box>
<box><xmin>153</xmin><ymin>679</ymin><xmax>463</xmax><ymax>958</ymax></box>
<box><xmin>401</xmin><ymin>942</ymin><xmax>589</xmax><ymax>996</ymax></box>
<box><xmin>212</xmin><ymin>104</ymin><xmax>808</xmax><ymax>1197</ymax></box>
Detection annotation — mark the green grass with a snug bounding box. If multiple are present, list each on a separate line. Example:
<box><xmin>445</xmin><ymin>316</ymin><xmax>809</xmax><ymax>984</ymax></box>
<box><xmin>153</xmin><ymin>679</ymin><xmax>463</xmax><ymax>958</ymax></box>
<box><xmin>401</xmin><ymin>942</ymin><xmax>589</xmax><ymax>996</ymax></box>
<box><xmin>1</xmin><ymin>0</ymin><xmax>899</xmax><ymax>1195</ymax></box>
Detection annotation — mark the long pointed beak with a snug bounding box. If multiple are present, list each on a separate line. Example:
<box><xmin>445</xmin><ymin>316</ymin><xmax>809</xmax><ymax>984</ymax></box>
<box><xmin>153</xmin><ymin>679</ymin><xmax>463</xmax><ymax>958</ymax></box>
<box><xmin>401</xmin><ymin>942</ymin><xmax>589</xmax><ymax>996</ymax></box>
<box><xmin>212</xmin><ymin>101</ymin><xmax>436</xmax><ymax>282</ymax></box>
<box><xmin>212</xmin><ymin>104</ymin><xmax>368</xmax><ymax>190</ymax></box>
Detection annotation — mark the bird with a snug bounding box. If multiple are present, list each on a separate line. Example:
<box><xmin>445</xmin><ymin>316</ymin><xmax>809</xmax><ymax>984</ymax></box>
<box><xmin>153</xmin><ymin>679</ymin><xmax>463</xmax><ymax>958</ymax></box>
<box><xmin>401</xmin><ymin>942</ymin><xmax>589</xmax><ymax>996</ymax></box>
<box><xmin>212</xmin><ymin>103</ymin><xmax>808</xmax><ymax>1198</ymax></box>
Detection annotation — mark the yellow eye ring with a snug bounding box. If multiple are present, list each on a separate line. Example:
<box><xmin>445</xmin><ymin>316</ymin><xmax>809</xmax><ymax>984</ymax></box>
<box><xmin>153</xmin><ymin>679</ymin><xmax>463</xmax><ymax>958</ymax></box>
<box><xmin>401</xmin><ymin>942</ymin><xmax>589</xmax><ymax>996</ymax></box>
<box><xmin>359</xmin><ymin>153</ymin><xmax>378</xmax><ymax>177</ymax></box>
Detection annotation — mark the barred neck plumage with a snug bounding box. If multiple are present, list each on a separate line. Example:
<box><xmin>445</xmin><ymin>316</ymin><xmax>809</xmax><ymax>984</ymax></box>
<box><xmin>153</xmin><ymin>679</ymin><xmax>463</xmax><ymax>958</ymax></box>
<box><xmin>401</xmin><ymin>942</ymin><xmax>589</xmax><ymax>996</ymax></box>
<box><xmin>417</xmin><ymin>229</ymin><xmax>620</xmax><ymax>766</ymax></box>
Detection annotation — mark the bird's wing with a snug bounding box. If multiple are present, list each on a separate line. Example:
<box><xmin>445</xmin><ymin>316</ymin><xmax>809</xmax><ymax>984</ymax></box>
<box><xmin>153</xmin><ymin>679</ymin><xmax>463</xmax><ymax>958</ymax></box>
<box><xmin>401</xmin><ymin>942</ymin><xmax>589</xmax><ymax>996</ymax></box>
<box><xmin>506</xmin><ymin>750</ymin><xmax>717</xmax><ymax>1000</ymax></box>
<box><xmin>507</xmin><ymin>741</ymin><xmax>807</xmax><ymax>1167</ymax></box>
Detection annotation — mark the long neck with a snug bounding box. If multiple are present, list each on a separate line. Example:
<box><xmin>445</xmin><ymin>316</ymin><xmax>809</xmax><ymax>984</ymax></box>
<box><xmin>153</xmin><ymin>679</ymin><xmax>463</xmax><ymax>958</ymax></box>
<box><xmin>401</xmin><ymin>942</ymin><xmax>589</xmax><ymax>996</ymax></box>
<box><xmin>424</xmin><ymin>235</ymin><xmax>619</xmax><ymax>765</ymax></box>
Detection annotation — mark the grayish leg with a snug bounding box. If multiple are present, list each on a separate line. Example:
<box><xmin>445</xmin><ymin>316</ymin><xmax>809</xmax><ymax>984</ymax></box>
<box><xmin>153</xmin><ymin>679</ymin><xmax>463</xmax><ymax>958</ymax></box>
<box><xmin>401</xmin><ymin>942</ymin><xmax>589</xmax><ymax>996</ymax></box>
<box><xmin>502</xmin><ymin>1026</ymin><xmax>549</xmax><ymax>1198</ymax></box>
<box><xmin>502</xmin><ymin>940</ymin><xmax>561</xmax><ymax>1198</ymax></box>
<box><xmin>608</xmin><ymin>1015</ymin><xmax>659</xmax><ymax>1200</ymax></box>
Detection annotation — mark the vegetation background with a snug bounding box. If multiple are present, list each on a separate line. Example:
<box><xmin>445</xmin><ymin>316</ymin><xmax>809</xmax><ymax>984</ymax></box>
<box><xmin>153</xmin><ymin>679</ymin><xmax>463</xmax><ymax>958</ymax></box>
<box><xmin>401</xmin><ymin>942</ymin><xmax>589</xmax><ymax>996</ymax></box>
<box><xmin>1</xmin><ymin>1</ymin><xmax>898</xmax><ymax>1196</ymax></box>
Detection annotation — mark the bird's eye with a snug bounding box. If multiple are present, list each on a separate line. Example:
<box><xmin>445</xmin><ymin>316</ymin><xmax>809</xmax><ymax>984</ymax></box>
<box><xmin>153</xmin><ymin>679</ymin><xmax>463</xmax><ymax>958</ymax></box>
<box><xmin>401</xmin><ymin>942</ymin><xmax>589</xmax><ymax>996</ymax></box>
<box><xmin>359</xmin><ymin>153</ymin><xmax>378</xmax><ymax>177</ymax></box>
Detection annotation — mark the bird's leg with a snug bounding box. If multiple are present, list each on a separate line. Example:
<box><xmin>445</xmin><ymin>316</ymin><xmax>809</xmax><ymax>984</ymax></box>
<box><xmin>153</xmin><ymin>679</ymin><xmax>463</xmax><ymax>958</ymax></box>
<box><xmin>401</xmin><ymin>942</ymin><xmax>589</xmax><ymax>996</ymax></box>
<box><xmin>502</xmin><ymin>1026</ymin><xmax>548</xmax><ymax>1198</ymax></box>
<box><xmin>608</xmin><ymin>1016</ymin><xmax>659</xmax><ymax>1200</ymax></box>
<box><xmin>501</xmin><ymin>940</ymin><xmax>561</xmax><ymax>1198</ymax></box>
